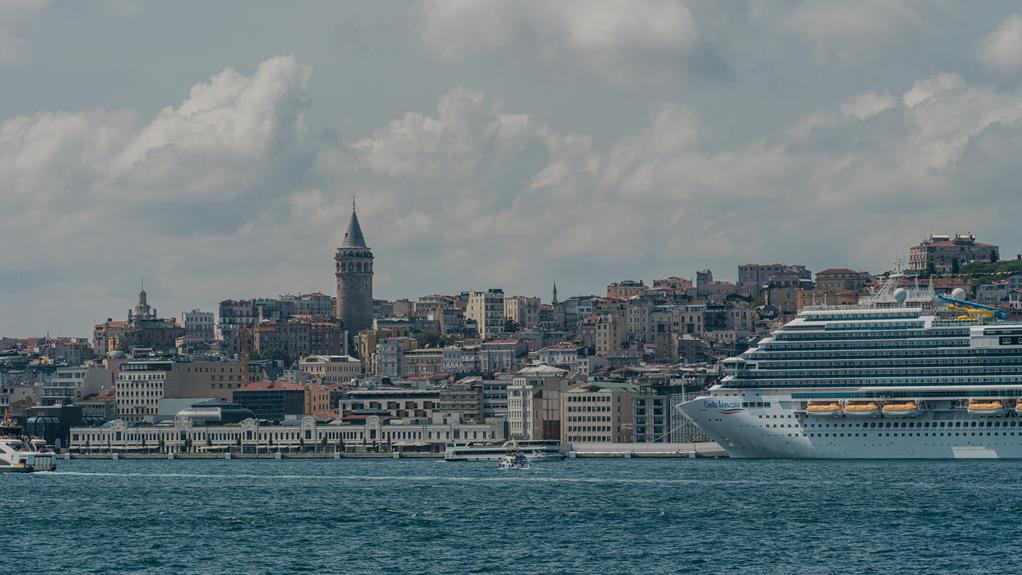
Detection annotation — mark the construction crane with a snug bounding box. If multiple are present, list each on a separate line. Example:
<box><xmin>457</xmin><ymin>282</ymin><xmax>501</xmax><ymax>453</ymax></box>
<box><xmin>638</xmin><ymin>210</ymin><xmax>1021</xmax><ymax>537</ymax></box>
<box><xmin>238</xmin><ymin>323</ymin><xmax>276</xmax><ymax>386</ymax></box>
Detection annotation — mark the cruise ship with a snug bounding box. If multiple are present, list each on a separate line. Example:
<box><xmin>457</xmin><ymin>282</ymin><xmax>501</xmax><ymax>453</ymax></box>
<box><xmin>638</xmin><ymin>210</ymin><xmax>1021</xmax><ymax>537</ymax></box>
<box><xmin>679</xmin><ymin>276</ymin><xmax>1022</xmax><ymax>458</ymax></box>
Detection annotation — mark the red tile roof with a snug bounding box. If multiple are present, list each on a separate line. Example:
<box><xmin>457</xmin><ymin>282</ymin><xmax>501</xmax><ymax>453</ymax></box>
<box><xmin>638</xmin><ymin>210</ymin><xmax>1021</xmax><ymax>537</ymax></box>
<box><xmin>238</xmin><ymin>381</ymin><xmax>305</xmax><ymax>391</ymax></box>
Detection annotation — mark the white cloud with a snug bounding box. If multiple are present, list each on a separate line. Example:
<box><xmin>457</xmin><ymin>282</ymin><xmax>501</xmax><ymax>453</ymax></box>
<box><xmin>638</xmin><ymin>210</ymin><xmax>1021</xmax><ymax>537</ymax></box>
<box><xmin>840</xmin><ymin>91</ymin><xmax>897</xmax><ymax>120</ymax></box>
<box><xmin>419</xmin><ymin>0</ymin><xmax>698</xmax><ymax>79</ymax></box>
<box><xmin>979</xmin><ymin>14</ymin><xmax>1022</xmax><ymax>77</ymax></box>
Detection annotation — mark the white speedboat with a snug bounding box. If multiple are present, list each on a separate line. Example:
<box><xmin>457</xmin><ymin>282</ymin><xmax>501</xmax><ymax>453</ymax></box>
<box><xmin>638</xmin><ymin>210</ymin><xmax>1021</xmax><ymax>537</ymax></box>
<box><xmin>499</xmin><ymin>452</ymin><xmax>531</xmax><ymax>470</ymax></box>
<box><xmin>0</xmin><ymin>414</ymin><xmax>56</xmax><ymax>473</ymax></box>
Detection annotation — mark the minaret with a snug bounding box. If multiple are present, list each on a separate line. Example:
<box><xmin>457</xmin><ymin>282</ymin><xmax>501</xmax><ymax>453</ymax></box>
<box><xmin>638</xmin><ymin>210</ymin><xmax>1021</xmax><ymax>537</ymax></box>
<box><xmin>552</xmin><ymin>281</ymin><xmax>558</xmax><ymax>306</ymax></box>
<box><xmin>335</xmin><ymin>198</ymin><xmax>374</xmax><ymax>333</ymax></box>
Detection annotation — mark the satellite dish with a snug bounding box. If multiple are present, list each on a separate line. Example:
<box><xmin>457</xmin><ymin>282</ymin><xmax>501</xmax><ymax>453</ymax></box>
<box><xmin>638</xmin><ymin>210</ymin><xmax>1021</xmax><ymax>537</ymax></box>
<box><xmin>951</xmin><ymin>287</ymin><xmax>967</xmax><ymax>300</ymax></box>
<box><xmin>893</xmin><ymin>288</ymin><xmax>908</xmax><ymax>305</ymax></box>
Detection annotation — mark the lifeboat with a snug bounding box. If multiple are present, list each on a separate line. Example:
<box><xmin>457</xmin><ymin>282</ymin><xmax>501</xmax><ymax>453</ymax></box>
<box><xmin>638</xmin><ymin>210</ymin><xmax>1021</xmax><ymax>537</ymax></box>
<box><xmin>1016</xmin><ymin>400</ymin><xmax>1022</xmax><ymax>415</ymax></box>
<box><xmin>968</xmin><ymin>400</ymin><xmax>1006</xmax><ymax>416</ymax></box>
<box><xmin>806</xmin><ymin>402</ymin><xmax>843</xmax><ymax>417</ymax></box>
<box><xmin>843</xmin><ymin>402</ymin><xmax>880</xmax><ymax>416</ymax></box>
<box><xmin>882</xmin><ymin>401</ymin><xmax>921</xmax><ymax>417</ymax></box>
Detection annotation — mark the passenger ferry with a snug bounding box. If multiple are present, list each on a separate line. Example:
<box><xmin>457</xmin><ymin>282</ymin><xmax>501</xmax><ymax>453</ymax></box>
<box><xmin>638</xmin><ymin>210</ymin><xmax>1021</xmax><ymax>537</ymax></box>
<box><xmin>444</xmin><ymin>439</ymin><xmax>568</xmax><ymax>461</ymax></box>
<box><xmin>679</xmin><ymin>276</ymin><xmax>1022</xmax><ymax>459</ymax></box>
<box><xmin>0</xmin><ymin>413</ymin><xmax>57</xmax><ymax>472</ymax></box>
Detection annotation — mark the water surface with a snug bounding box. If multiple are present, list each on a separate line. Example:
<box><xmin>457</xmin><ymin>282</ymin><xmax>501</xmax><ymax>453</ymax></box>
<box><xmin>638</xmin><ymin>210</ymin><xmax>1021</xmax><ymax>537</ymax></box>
<box><xmin>7</xmin><ymin>458</ymin><xmax>1020</xmax><ymax>574</ymax></box>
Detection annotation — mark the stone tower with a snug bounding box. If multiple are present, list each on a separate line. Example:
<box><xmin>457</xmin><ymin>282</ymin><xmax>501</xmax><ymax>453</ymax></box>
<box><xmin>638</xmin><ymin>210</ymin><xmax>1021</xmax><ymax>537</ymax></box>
<box><xmin>335</xmin><ymin>201</ymin><xmax>374</xmax><ymax>333</ymax></box>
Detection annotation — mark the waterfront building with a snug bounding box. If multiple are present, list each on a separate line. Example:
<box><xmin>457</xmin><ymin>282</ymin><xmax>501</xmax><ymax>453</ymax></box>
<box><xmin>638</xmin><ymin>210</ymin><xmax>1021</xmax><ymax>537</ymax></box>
<box><xmin>908</xmin><ymin>233</ymin><xmax>999</xmax><ymax>273</ymax></box>
<box><xmin>467</xmin><ymin>289</ymin><xmax>505</xmax><ymax>340</ymax></box>
<box><xmin>232</xmin><ymin>381</ymin><xmax>306</xmax><ymax>420</ymax></box>
<box><xmin>336</xmin><ymin>389</ymin><xmax>440</xmax><ymax>420</ymax></box>
<box><xmin>69</xmin><ymin>415</ymin><xmax>499</xmax><ymax>454</ymax></box>
<box><xmin>335</xmin><ymin>202</ymin><xmax>375</xmax><ymax>333</ymax></box>
<box><xmin>507</xmin><ymin>365</ymin><xmax>569</xmax><ymax>440</ymax></box>
<box><xmin>561</xmin><ymin>382</ymin><xmax>641</xmax><ymax>443</ymax></box>
<box><xmin>115</xmin><ymin>360</ymin><xmax>244</xmax><ymax>423</ymax></box>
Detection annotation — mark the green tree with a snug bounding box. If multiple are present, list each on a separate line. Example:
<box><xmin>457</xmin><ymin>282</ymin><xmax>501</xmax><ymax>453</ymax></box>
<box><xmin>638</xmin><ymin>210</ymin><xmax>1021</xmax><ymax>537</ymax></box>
<box><xmin>951</xmin><ymin>259</ymin><xmax>960</xmax><ymax>274</ymax></box>
<box><xmin>416</xmin><ymin>332</ymin><xmax>453</xmax><ymax>348</ymax></box>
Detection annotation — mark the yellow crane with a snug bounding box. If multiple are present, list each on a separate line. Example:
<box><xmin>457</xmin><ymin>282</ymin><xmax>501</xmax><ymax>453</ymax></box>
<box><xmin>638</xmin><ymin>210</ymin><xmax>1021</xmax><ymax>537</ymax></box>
<box><xmin>238</xmin><ymin>323</ymin><xmax>275</xmax><ymax>386</ymax></box>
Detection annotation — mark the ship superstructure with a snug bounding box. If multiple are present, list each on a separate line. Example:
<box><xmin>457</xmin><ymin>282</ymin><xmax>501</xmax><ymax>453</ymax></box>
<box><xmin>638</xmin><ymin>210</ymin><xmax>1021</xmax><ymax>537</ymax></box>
<box><xmin>679</xmin><ymin>278</ymin><xmax>1022</xmax><ymax>458</ymax></box>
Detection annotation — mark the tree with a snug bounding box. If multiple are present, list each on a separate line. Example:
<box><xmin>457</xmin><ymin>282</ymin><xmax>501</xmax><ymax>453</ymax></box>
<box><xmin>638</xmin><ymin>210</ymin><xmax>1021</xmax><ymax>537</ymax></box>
<box><xmin>951</xmin><ymin>259</ymin><xmax>960</xmax><ymax>274</ymax></box>
<box><xmin>416</xmin><ymin>331</ymin><xmax>453</xmax><ymax>348</ymax></box>
<box><xmin>504</xmin><ymin>319</ymin><xmax>521</xmax><ymax>333</ymax></box>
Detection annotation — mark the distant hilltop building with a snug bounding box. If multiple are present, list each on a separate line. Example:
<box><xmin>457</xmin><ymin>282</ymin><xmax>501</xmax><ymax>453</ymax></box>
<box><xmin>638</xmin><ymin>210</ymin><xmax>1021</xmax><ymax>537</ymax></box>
<box><xmin>737</xmin><ymin>263</ymin><xmax>811</xmax><ymax>290</ymax></box>
<box><xmin>93</xmin><ymin>283</ymin><xmax>184</xmax><ymax>355</ymax></box>
<box><xmin>335</xmin><ymin>200</ymin><xmax>374</xmax><ymax>333</ymax></box>
<box><xmin>909</xmin><ymin>233</ymin><xmax>999</xmax><ymax>273</ymax></box>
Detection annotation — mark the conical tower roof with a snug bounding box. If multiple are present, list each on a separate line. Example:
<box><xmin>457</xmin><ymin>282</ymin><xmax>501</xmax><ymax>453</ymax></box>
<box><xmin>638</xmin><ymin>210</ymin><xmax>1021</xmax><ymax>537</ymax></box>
<box><xmin>341</xmin><ymin>203</ymin><xmax>368</xmax><ymax>249</ymax></box>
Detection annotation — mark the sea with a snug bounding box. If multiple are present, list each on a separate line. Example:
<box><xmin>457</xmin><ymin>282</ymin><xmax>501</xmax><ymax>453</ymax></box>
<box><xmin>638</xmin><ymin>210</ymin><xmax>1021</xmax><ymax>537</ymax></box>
<box><xmin>6</xmin><ymin>457</ymin><xmax>1021</xmax><ymax>574</ymax></box>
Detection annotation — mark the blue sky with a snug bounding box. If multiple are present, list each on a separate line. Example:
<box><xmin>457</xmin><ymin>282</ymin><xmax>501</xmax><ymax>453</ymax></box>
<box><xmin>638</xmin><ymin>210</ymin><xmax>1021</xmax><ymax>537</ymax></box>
<box><xmin>3</xmin><ymin>0</ymin><xmax>1022</xmax><ymax>336</ymax></box>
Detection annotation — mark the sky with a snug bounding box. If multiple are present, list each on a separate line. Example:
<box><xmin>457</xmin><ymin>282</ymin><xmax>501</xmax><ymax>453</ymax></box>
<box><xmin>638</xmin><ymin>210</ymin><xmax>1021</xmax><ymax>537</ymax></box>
<box><xmin>3</xmin><ymin>0</ymin><xmax>1022</xmax><ymax>337</ymax></box>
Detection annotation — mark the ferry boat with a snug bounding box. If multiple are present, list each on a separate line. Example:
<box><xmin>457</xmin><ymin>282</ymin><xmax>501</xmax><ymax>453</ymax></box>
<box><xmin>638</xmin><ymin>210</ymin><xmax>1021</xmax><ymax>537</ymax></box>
<box><xmin>445</xmin><ymin>439</ymin><xmax>567</xmax><ymax>461</ymax></box>
<box><xmin>679</xmin><ymin>277</ymin><xmax>1022</xmax><ymax>459</ymax></box>
<box><xmin>0</xmin><ymin>413</ymin><xmax>57</xmax><ymax>472</ymax></box>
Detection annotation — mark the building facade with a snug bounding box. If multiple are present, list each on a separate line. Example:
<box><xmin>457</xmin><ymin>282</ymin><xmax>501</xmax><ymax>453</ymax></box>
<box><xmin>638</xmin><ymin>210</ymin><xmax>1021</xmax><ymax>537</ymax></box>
<box><xmin>908</xmin><ymin>234</ymin><xmax>999</xmax><ymax>273</ymax></box>
<box><xmin>467</xmin><ymin>289</ymin><xmax>505</xmax><ymax>340</ymax></box>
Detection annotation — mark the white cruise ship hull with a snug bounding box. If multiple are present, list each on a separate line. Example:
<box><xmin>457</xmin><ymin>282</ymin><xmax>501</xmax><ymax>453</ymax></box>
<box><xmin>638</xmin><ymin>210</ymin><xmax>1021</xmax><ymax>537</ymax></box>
<box><xmin>680</xmin><ymin>392</ymin><xmax>1022</xmax><ymax>459</ymax></box>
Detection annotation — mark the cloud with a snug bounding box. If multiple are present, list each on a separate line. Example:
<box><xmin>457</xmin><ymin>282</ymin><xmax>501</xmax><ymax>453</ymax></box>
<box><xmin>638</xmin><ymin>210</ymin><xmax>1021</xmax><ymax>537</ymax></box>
<box><xmin>979</xmin><ymin>14</ymin><xmax>1022</xmax><ymax>77</ymax></box>
<box><xmin>5</xmin><ymin>48</ymin><xmax>1022</xmax><ymax>336</ymax></box>
<box><xmin>419</xmin><ymin>0</ymin><xmax>698</xmax><ymax>79</ymax></box>
<box><xmin>0</xmin><ymin>0</ymin><xmax>49</xmax><ymax>67</ymax></box>
<box><xmin>840</xmin><ymin>91</ymin><xmax>897</xmax><ymax>120</ymax></box>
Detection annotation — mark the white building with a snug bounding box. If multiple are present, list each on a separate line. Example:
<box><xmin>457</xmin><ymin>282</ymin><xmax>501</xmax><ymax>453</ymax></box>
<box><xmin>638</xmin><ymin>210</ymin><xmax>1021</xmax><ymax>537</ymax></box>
<box><xmin>467</xmin><ymin>289</ymin><xmax>505</xmax><ymax>340</ymax></box>
<box><xmin>70</xmin><ymin>415</ymin><xmax>500</xmax><ymax>454</ymax></box>
<box><xmin>181</xmin><ymin>309</ymin><xmax>216</xmax><ymax>341</ymax></box>
<box><xmin>504</xmin><ymin>295</ymin><xmax>540</xmax><ymax>329</ymax></box>
<box><xmin>42</xmin><ymin>366</ymin><xmax>112</xmax><ymax>406</ymax></box>
<box><xmin>298</xmin><ymin>355</ymin><xmax>363</xmax><ymax>384</ymax></box>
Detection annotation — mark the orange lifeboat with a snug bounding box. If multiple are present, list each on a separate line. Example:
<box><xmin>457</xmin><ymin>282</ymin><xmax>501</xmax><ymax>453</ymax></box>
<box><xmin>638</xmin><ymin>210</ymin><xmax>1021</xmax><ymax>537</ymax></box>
<box><xmin>882</xmin><ymin>401</ymin><xmax>921</xmax><ymax>417</ymax></box>
<box><xmin>967</xmin><ymin>400</ymin><xmax>1006</xmax><ymax>416</ymax></box>
<box><xmin>843</xmin><ymin>402</ymin><xmax>880</xmax><ymax>416</ymax></box>
<box><xmin>806</xmin><ymin>402</ymin><xmax>843</xmax><ymax>417</ymax></box>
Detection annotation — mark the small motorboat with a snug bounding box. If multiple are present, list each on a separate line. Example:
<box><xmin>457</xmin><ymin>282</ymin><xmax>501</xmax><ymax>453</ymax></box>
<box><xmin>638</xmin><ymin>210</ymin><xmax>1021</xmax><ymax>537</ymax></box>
<box><xmin>499</xmin><ymin>452</ymin><xmax>531</xmax><ymax>470</ymax></box>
